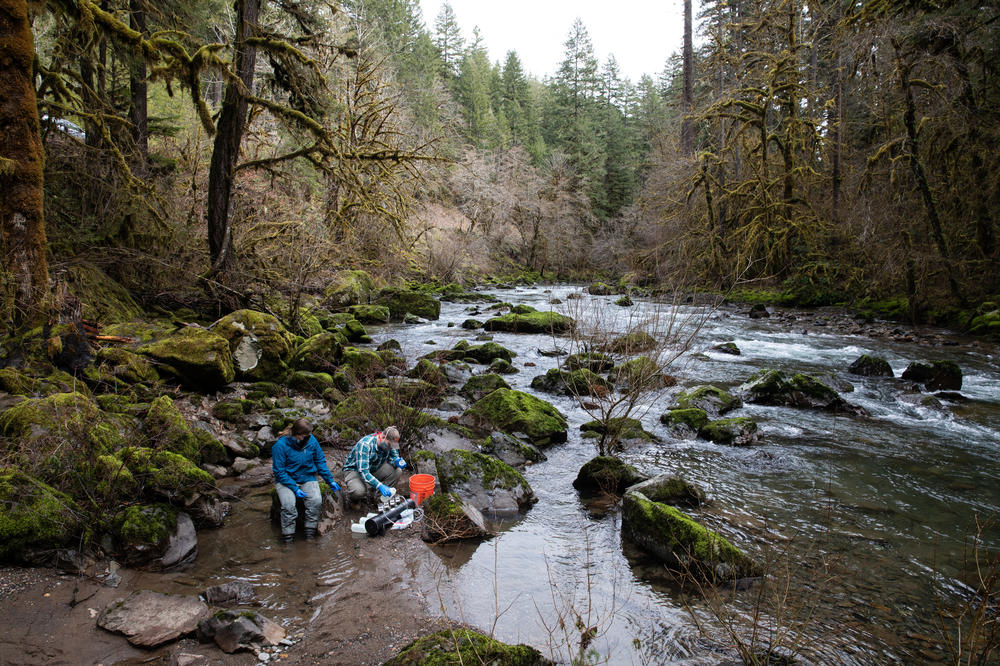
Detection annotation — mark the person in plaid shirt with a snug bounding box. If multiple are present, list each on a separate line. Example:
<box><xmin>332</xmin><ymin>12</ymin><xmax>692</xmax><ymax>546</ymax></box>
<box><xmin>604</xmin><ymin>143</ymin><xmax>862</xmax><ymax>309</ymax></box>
<box><xmin>342</xmin><ymin>426</ymin><xmax>407</xmax><ymax>508</ymax></box>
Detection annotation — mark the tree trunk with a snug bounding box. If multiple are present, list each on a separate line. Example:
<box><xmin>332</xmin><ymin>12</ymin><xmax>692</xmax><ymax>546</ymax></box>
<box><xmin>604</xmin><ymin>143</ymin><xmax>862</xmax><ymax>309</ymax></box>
<box><xmin>206</xmin><ymin>0</ymin><xmax>260</xmax><ymax>276</ymax></box>
<box><xmin>680</xmin><ymin>0</ymin><xmax>694</xmax><ymax>156</ymax></box>
<box><xmin>129</xmin><ymin>0</ymin><xmax>148</xmax><ymax>164</ymax></box>
<box><xmin>0</xmin><ymin>0</ymin><xmax>49</xmax><ymax>326</ymax></box>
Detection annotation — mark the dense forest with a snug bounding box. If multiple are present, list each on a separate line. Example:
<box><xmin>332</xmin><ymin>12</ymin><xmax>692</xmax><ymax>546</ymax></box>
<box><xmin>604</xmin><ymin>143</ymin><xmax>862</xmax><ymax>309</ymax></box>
<box><xmin>2</xmin><ymin>0</ymin><xmax>999</xmax><ymax>330</ymax></box>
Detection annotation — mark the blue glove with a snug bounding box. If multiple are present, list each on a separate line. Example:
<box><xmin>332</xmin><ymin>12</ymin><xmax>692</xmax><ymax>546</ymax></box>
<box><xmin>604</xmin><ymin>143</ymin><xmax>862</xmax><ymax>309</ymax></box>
<box><xmin>394</xmin><ymin>458</ymin><xmax>407</xmax><ymax>469</ymax></box>
<box><xmin>294</xmin><ymin>488</ymin><xmax>307</xmax><ymax>499</ymax></box>
<box><xmin>376</xmin><ymin>483</ymin><xmax>392</xmax><ymax>497</ymax></box>
<box><xmin>328</xmin><ymin>480</ymin><xmax>341</xmax><ymax>492</ymax></box>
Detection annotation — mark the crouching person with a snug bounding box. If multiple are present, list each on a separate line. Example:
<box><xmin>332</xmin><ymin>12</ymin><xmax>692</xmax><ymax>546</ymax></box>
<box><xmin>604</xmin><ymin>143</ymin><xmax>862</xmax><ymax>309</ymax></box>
<box><xmin>272</xmin><ymin>418</ymin><xmax>340</xmax><ymax>543</ymax></box>
<box><xmin>343</xmin><ymin>426</ymin><xmax>407</xmax><ymax>510</ymax></box>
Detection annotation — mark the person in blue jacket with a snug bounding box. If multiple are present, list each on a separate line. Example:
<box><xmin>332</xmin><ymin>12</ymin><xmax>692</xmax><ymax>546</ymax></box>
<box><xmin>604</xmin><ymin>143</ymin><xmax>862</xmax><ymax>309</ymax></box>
<box><xmin>343</xmin><ymin>426</ymin><xmax>407</xmax><ymax>509</ymax></box>
<box><xmin>272</xmin><ymin>418</ymin><xmax>340</xmax><ymax>543</ymax></box>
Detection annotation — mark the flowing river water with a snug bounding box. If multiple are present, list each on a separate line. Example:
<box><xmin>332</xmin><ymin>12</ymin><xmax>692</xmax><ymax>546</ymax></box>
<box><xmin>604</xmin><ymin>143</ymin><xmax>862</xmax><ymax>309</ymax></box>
<box><xmin>141</xmin><ymin>284</ymin><xmax>998</xmax><ymax>665</ymax></box>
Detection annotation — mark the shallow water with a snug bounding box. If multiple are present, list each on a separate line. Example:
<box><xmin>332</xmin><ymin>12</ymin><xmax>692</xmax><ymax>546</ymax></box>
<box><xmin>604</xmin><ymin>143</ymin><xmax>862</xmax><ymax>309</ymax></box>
<box><xmin>372</xmin><ymin>285</ymin><xmax>1000</xmax><ymax>664</ymax></box>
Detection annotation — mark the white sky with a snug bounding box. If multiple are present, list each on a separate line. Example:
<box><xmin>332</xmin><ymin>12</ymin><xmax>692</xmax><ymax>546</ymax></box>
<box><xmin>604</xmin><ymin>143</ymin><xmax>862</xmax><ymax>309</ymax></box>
<box><xmin>418</xmin><ymin>0</ymin><xmax>688</xmax><ymax>82</ymax></box>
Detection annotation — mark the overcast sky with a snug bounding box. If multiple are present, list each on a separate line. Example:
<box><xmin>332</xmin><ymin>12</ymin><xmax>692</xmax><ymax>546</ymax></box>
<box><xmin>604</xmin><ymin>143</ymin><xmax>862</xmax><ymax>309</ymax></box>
<box><xmin>418</xmin><ymin>0</ymin><xmax>688</xmax><ymax>82</ymax></box>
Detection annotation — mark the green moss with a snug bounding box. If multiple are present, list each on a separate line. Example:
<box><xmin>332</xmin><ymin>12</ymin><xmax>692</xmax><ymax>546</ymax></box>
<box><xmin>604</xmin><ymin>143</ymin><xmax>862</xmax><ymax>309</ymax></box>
<box><xmin>114</xmin><ymin>447</ymin><xmax>214</xmax><ymax>498</ymax></box>
<box><xmin>573</xmin><ymin>456</ymin><xmax>647</xmax><ymax>496</ymax></box>
<box><xmin>296</xmin><ymin>310</ymin><xmax>325</xmax><ymax>338</ymax></box>
<box><xmin>699</xmin><ymin>417</ymin><xmax>758</xmax><ymax>446</ymax></box>
<box><xmin>211</xmin><ymin>400</ymin><xmax>251</xmax><ymax>422</ymax></box>
<box><xmin>385</xmin><ymin>628</ymin><xmax>548</xmax><ymax>666</ymax></box>
<box><xmin>0</xmin><ymin>469</ymin><xmax>83</xmax><ymax>561</ymax></box>
<box><xmin>0</xmin><ymin>391</ymin><xmax>101</xmax><ymax>442</ymax></box>
<box><xmin>482</xmin><ymin>310</ymin><xmax>575</xmax><ymax>334</ymax></box>
<box><xmin>407</xmin><ymin>359</ymin><xmax>447</xmax><ymax>387</ymax></box>
<box><xmin>615</xmin><ymin>295</ymin><xmax>634</xmax><ymax>307</ymax></box>
<box><xmin>94</xmin><ymin>347</ymin><xmax>160</xmax><ymax>385</ymax></box>
<box><xmin>375</xmin><ymin>288</ymin><xmax>441</xmax><ymax>321</ymax></box>
<box><xmin>139</xmin><ymin>327</ymin><xmax>235</xmax><ymax>391</ymax></box>
<box><xmin>341</xmin><ymin>346</ymin><xmax>386</xmax><ymax>377</ymax></box>
<box><xmin>292</xmin><ymin>332</ymin><xmax>346</xmax><ymax>372</ymax></box>
<box><xmin>145</xmin><ymin>396</ymin><xmax>200</xmax><ymax>463</ymax></box>
<box><xmin>64</xmin><ymin>263</ymin><xmax>143</xmax><ymax>324</ymax></box>
<box><xmin>348</xmin><ymin>304</ymin><xmax>391</xmax><ymax>324</ymax></box>
<box><xmin>660</xmin><ymin>408</ymin><xmax>709</xmax><ymax>432</ymax></box>
<box><xmin>287</xmin><ymin>370</ymin><xmax>337</xmax><ymax>395</ymax></box>
<box><xmin>422</xmin><ymin>491</ymin><xmax>465</xmax><ymax>519</ymax></box>
<box><xmin>113</xmin><ymin>503</ymin><xmax>177</xmax><ymax>555</ymax></box>
<box><xmin>589</xmin><ymin>281</ymin><xmax>615</xmax><ymax>295</ymax></box>
<box><xmin>324</xmin><ymin>270</ymin><xmax>376</xmax><ymax>307</ymax></box>
<box><xmin>603</xmin><ymin>331</ymin><xmax>657</xmax><ymax>354</ymax></box>
<box><xmin>564</xmin><ymin>352</ymin><xmax>614</xmax><ymax>373</ymax></box>
<box><xmin>608</xmin><ymin>356</ymin><xmax>664</xmax><ymax>390</ymax></box>
<box><xmin>462</xmin><ymin>388</ymin><xmax>567</xmax><ymax>446</ymax></box>
<box><xmin>0</xmin><ymin>367</ymin><xmax>42</xmax><ymax>396</ymax></box>
<box><xmin>580</xmin><ymin>417</ymin><xmax>652</xmax><ymax>441</ymax></box>
<box><xmin>459</xmin><ymin>374</ymin><xmax>511</xmax><ymax>402</ymax></box>
<box><xmin>436</xmin><ymin>449</ymin><xmax>528</xmax><ymax>491</ymax></box>
<box><xmin>212</xmin><ymin>309</ymin><xmax>295</xmax><ymax>382</ymax></box>
<box><xmin>325</xmin><ymin>388</ymin><xmax>444</xmax><ymax>442</ymax></box>
<box><xmin>193</xmin><ymin>429</ymin><xmax>229</xmax><ymax>465</ymax></box>
<box><xmin>672</xmin><ymin>385</ymin><xmax>741</xmax><ymax>415</ymax></box>
<box><xmin>459</xmin><ymin>341</ymin><xmax>516</xmax><ymax>364</ymax></box>
<box><xmin>488</xmin><ymin>358</ymin><xmax>518</xmax><ymax>374</ymax></box>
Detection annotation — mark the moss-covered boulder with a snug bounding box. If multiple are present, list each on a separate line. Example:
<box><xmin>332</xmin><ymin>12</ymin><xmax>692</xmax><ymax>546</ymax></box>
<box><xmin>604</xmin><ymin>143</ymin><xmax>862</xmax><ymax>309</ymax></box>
<box><xmin>740</xmin><ymin>369</ymin><xmax>866</xmax><ymax>415</ymax></box>
<box><xmin>660</xmin><ymin>408</ymin><xmax>709</xmax><ymax>437</ymax></box>
<box><xmin>461</xmin><ymin>318</ymin><xmax>483</xmax><ymax>330</ymax></box>
<box><xmin>461</xmin><ymin>341</ymin><xmax>516</xmax><ymax>364</ymax></box>
<box><xmin>608</xmin><ymin>356</ymin><xmax>671</xmax><ymax>391</ymax></box>
<box><xmin>0</xmin><ymin>391</ymin><xmax>117</xmax><ymax>452</ymax></box>
<box><xmin>375</xmin><ymin>287</ymin><xmax>441</xmax><ymax>321</ymax></box>
<box><xmin>480</xmin><ymin>431</ymin><xmax>546</xmax><ymax>468</ymax></box>
<box><xmin>564</xmin><ymin>352</ymin><xmax>614</xmax><ymax>373</ymax></box>
<box><xmin>602</xmin><ymin>331</ymin><xmax>658</xmax><ymax>354</ymax></box>
<box><xmin>0</xmin><ymin>367</ymin><xmax>43</xmax><ymax>396</ymax></box>
<box><xmin>211</xmin><ymin>399</ymin><xmax>253</xmax><ymax>423</ymax></box>
<box><xmin>580</xmin><ymin>417</ymin><xmax>655</xmax><ymax>445</ymax></box>
<box><xmin>968</xmin><ymin>307</ymin><xmax>1000</xmax><ymax>337</ymax></box>
<box><xmin>212</xmin><ymin>310</ymin><xmax>294</xmax><ymax>382</ymax></box>
<box><xmin>0</xmin><ymin>470</ymin><xmax>82</xmax><ymax>563</ymax></box>
<box><xmin>588</xmin><ymin>281</ymin><xmax>616</xmax><ymax>295</ymax></box>
<box><xmin>430</xmin><ymin>448</ymin><xmax>536</xmax><ymax>518</ymax></box>
<box><xmin>113</xmin><ymin>504</ymin><xmax>197</xmax><ymax>570</ymax></box>
<box><xmin>292</xmin><ymin>331</ymin><xmax>346</xmax><ymax>373</ymax></box>
<box><xmin>573</xmin><ymin>455</ymin><xmax>648</xmax><ymax>497</ymax></box>
<box><xmin>324</xmin><ymin>269</ymin><xmax>376</xmax><ymax>308</ymax></box>
<box><xmin>699</xmin><ymin>417</ymin><xmax>760</xmax><ymax>446</ymax></box>
<box><xmin>373</xmin><ymin>377</ymin><xmax>441</xmax><ymax>406</ymax></box>
<box><xmin>92</xmin><ymin>347</ymin><xmax>160</xmax><ymax>385</ymax></box>
<box><xmin>615</xmin><ymin>295</ymin><xmax>634</xmax><ymax>307</ymax></box>
<box><xmin>848</xmin><ymin>354</ymin><xmax>894</xmax><ymax>377</ymax></box>
<box><xmin>406</xmin><ymin>359</ymin><xmax>448</xmax><ymax>388</ymax></box>
<box><xmin>347</xmin><ymin>304</ymin><xmax>390</xmax><ymax>324</ymax></box>
<box><xmin>112</xmin><ymin>447</ymin><xmax>214</xmax><ymax>503</ymax></box>
<box><xmin>459</xmin><ymin>374</ymin><xmax>511</xmax><ymax>402</ymax></box>
<box><xmin>622</xmin><ymin>487</ymin><xmax>757</xmax><ymax>581</ymax></box>
<box><xmin>420</xmin><ymin>492</ymin><xmax>491</xmax><ymax>543</ymax></box>
<box><xmin>139</xmin><ymin>327</ymin><xmax>235</xmax><ymax>391</ymax></box>
<box><xmin>339</xmin><ymin>318</ymin><xmax>371</xmax><ymax>344</ymax></box>
<box><xmin>530</xmin><ymin>368</ymin><xmax>609</xmax><ymax>397</ymax></box>
<box><xmin>460</xmin><ymin>388</ymin><xmax>568</xmax><ymax>446</ymax></box>
<box><xmin>64</xmin><ymin>263</ymin><xmax>143</xmax><ymax>324</ymax></box>
<box><xmin>488</xmin><ymin>358</ymin><xmax>518</xmax><ymax>374</ymax></box>
<box><xmin>901</xmin><ymin>360</ymin><xmax>963</xmax><ymax>390</ymax></box>
<box><xmin>341</xmin><ymin>346</ymin><xmax>391</xmax><ymax>379</ymax></box>
<box><xmin>671</xmin><ymin>385</ymin><xmax>742</xmax><ymax>417</ymax></box>
<box><xmin>627</xmin><ymin>474</ymin><xmax>706</xmax><ymax>509</ymax></box>
<box><xmin>712</xmin><ymin>342</ymin><xmax>741</xmax><ymax>355</ymax></box>
<box><xmin>386</xmin><ymin>628</ymin><xmax>552</xmax><ymax>666</ymax></box>
<box><xmin>287</xmin><ymin>370</ymin><xmax>338</xmax><ymax>396</ymax></box>
<box><xmin>145</xmin><ymin>396</ymin><xmax>201</xmax><ymax>463</ymax></box>
<box><xmin>482</xmin><ymin>308</ymin><xmax>575</xmax><ymax>334</ymax></box>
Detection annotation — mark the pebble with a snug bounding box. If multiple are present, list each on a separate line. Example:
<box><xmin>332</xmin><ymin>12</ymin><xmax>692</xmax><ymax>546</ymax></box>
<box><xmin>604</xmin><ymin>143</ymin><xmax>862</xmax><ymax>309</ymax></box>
<box><xmin>257</xmin><ymin>653</ymin><xmax>270</xmax><ymax>663</ymax></box>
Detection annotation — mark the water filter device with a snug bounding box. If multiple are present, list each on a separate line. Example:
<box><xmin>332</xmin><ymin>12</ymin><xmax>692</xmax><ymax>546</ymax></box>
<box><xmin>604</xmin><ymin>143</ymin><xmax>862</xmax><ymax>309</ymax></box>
<box><xmin>364</xmin><ymin>498</ymin><xmax>417</xmax><ymax>536</ymax></box>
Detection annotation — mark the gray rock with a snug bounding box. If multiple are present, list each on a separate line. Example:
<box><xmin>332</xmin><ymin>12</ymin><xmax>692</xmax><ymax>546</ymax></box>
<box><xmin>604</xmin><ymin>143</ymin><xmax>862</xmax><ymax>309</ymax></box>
<box><xmin>481</xmin><ymin>431</ymin><xmax>546</xmax><ymax>468</ymax></box>
<box><xmin>203</xmin><ymin>581</ymin><xmax>256</xmax><ymax>606</ymax></box>
<box><xmin>186</xmin><ymin>495</ymin><xmax>230</xmax><ymax>529</ymax></box>
<box><xmin>201</xmin><ymin>463</ymin><xmax>228</xmax><ymax>479</ymax></box>
<box><xmin>432</xmin><ymin>448</ymin><xmax>536</xmax><ymax>519</ymax></box>
<box><xmin>161</xmin><ymin>512</ymin><xmax>199</xmax><ymax>570</ymax></box>
<box><xmin>98</xmin><ymin>590</ymin><xmax>209</xmax><ymax>648</ymax></box>
<box><xmin>197</xmin><ymin>609</ymin><xmax>286</xmax><ymax>653</ymax></box>
<box><xmin>232</xmin><ymin>457</ymin><xmax>259</xmax><ymax>474</ymax></box>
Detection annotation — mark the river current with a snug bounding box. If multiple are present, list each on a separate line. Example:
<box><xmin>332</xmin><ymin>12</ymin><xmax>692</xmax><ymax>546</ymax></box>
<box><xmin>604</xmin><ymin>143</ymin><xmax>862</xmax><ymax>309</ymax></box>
<box><xmin>377</xmin><ymin>284</ymin><xmax>1000</xmax><ymax>664</ymax></box>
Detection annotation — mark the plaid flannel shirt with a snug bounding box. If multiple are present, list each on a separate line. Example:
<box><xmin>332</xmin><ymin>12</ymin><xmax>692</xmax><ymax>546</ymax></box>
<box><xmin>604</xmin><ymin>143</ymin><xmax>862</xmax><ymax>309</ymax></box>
<box><xmin>342</xmin><ymin>432</ymin><xmax>400</xmax><ymax>488</ymax></box>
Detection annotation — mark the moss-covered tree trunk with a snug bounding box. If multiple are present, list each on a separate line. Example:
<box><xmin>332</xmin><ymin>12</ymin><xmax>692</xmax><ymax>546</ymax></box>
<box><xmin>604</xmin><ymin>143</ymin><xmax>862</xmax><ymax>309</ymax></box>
<box><xmin>0</xmin><ymin>0</ymin><xmax>49</xmax><ymax>326</ymax></box>
<box><xmin>206</xmin><ymin>0</ymin><xmax>259</xmax><ymax>278</ymax></box>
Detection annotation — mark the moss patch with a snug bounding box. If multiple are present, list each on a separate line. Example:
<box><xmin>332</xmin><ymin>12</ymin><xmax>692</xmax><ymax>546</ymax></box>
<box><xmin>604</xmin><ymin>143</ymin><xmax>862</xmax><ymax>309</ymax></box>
<box><xmin>482</xmin><ymin>310</ymin><xmax>575</xmax><ymax>334</ymax></box>
<box><xmin>660</xmin><ymin>408</ymin><xmax>709</xmax><ymax>432</ymax></box>
<box><xmin>145</xmin><ymin>395</ymin><xmax>200</xmax><ymax>463</ymax></box>
<box><xmin>385</xmin><ymin>628</ymin><xmax>550</xmax><ymax>666</ymax></box>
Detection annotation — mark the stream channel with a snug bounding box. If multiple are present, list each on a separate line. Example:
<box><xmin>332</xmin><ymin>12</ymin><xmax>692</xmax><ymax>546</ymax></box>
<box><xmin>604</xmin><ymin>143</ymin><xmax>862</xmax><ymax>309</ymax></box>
<box><xmin>154</xmin><ymin>284</ymin><xmax>1000</xmax><ymax>664</ymax></box>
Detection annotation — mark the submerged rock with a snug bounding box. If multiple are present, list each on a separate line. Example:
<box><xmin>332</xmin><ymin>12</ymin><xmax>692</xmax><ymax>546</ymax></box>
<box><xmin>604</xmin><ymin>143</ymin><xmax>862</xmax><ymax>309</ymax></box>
<box><xmin>711</xmin><ymin>342</ymin><xmax>741</xmax><ymax>355</ymax></box>
<box><xmin>580</xmin><ymin>417</ymin><xmax>656</xmax><ymax>446</ymax></box>
<box><xmin>98</xmin><ymin>590</ymin><xmax>209</xmax><ymax>648</ymax></box>
<box><xmin>563</xmin><ymin>352</ymin><xmax>614</xmax><ymax>373</ymax></box>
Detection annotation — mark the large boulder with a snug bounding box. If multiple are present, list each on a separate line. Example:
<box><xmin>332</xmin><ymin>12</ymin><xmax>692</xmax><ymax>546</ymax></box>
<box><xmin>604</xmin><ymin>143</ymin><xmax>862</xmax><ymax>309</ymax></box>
<box><xmin>292</xmin><ymin>331</ymin><xmax>346</xmax><ymax>373</ymax></box>
<box><xmin>109</xmin><ymin>447</ymin><xmax>215</xmax><ymax>504</ymax></box>
<box><xmin>461</xmin><ymin>341</ymin><xmax>516</xmax><ymax>364</ymax></box>
<box><xmin>139</xmin><ymin>327</ymin><xmax>235</xmax><ymax>391</ymax></box>
<box><xmin>563</xmin><ymin>352</ymin><xmax>614</xmax><ymax>373</ymax></box>
<box><xmin>701</xmin><ymin>417</ymin><xmax>760</xmax><ymax>446</ymax></box>
<box><xmin>480</xmin><ymin>431</ymin><xmax>546</xmax><ymax>468</ymax></box>
<box><xmin>459</xmin><ymin>388</ymin><xmax>568</xmax><ymax>447</ymax></box>
<box><xmin>482</xmin><ymin>307</ymin><xmax>575</xmax><ymax>334</ymax></box>
<box><xmin>144</xmin><ymin>395</ymin><xmax>203</xmax><ymax>463</ymax></box>
<box><xmin>622</xmin><ymin>487</ymin><xmax>757</xmax><ymax>581</ymax></box>
<box><xmin>660</xmin><ymin>408</ymin><xmax>709</xmax><ymax>438</ymax></box>
<box><xmin>348</xmin><ymin>304</ymin><xmax>391</xmax><ymax>324</ymax></box>
<box><xmin>97</xmin><ymin>590</ymin><xmax>209</xmax><ymax>648</ymax></box>
<box><xmin>573</xmin><ymin>456</ymin><xmax>649</xmax><ymax>497</ymax></box>
<box><xmin>671</xmin><ymin>385</ymin><xmax>742</xmax><ymax>417</ymax></box>
<box><xmin>212</xmin><ymin>310</ymin><xmax>294</xmax><ymax>382</ymax></box>
<box><xmin>740</xmin><ymin>369</ymin><xmax>867</xmax><ymax>415</ymax></box>
<box><xmin>0</xmin><ymin>391</ymin><xmax>118</xmax><ymax>451</ymax></box>
<box><xmin>848</xmin><ymin>354</ymin><xmax>894</xmax><ymax>377</ymax></box>
<box><xmin>407</xmin><ymin>359</ymin><xmax>449</xmax><ymax>389</ymax></box>
<box><xmin>580</xmin><ymin>417</ymin><xmax>656</xmax><ymax>447</ymax></box>
<box><xmin>113</xmin><ymin>504</ymin><xmax>198</xmax><ymax>570</ymax></box>
<box><xmin>386</xmin><ymin>629</ymin><xmax>552</xmax><ymax>666</ymax></box>
<box><xmin>530</xmin><ymin>368</ymin><xmax>609</xmax><ymax>397</ymax></box>
<box><xmin>901</xmin><ymin>360</ymin><xmax>962</xmax><ymax>390</ymax></box>
<box><xmin>431</xmin><ymin>449</ymin><xmax>536</xmax><ymax>518</ymax></box>
<box><xmin>459</xmin><ymin>374</ymin><xmax>511</xmax><ymax>402</ymax></box>
<box><xmin>375</xmin><ymin>287</ymin><xmax>441</xmax><ymax>321</ymax></box>
<box><xmin>323</xmin><ymin>269</ymin><xmax>376</xmax><ymax>308</ymax></box>
<box><xmin>420</xmin><ymin>492</ymin><xmax>491</xmax><ymax>543</ymax></box>
<box><xmin>87</xmin><ymin>347</ymin><xmax>160</xmax><ymax>387</ymax></box>
<box><xmin>0</xmin><ymin>470</ymin><xmax>82</xmax><ymax>563</ymax></box>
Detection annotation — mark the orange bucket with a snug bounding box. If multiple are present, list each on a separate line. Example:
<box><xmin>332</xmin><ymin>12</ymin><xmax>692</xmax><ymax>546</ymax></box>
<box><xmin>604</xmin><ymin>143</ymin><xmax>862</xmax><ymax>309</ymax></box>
<box><xmin>408</xmin><ymin>473</ymin><xmax>436</xmax><ymax>505</ymax></box>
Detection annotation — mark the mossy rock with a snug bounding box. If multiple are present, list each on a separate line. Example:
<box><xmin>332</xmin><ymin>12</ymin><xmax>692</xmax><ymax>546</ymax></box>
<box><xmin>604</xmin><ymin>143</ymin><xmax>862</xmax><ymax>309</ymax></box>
<box><xmin>615</xmin><ymin>295</ymin><xmax>634</xmax><ymax>307</ymax></box>
<box><xmin>93</xmin><ymin>347</ymin><xmax>160</xmax><ymax>385</ymax></box>
<box><xmin>660</xmin><ymin>408</ymin><xmax>709</xmax><ymax>436</ymax></box>
<box><xmin>627</xmin><ymin>474</ymin><xmax>706</xmax><ymax>509</ymax></box>
<box><xmin>375</xmin><ymin>288</ymin><xmax>441</xmax><ymax>321</ymax></box>
<box><xmin>193</xmin><ymin>428</ymin><xmax>228</xmax><ymax>465</ymax></box>
<box><xmin>139</xmin><ymin>327</ymin><xmax>235</xmax><ymax>391</ymax></box>
<box><xmin>712</xmin><ymin>342</ymin><xmax>741</xmax><ymax>355</ymax></box>
<box><xmin>488</xmin><ymin>358</ymin><xmax>518</xmax><ymax>374</ymax></box>
<box><xmin>103</xmin><ymin>320</ymin><xmax>174</xmax><ymax>344</ymax></box>
<box><xmin>460</xmin><ymin>388</ymin><xmax>567</xmax><ymax>447</ymax></box>
<box><xmin>699</xmin><ymin>417</ymin><xmax>759</xmax><ymax>446</ymax></box>
<box><xmin>373</xmin><ymin>377</ymin><xmax>441</xmax><ymax>406</ymax></box>
<box><xmin>588</xmin><ymin>281</ymin><xmax>616</xmax><ymax>295</ymax></box>
<box><xmin>0</xmin><ymin>469</ymin><xmax>83</xmax><ymax>563</ymax></box>
<box><xmin>622</xmin><ymin>489</ymin><xmax>757</xmax><ymax>581</ymax></box>
<box><xmin>112</xmin><ymin>503</ymin><xmax>178</xmax><ymax>561</ymax></box>
<box><xmin>740</xmin><ymin>369</ymin><xmax>866</xmax><ymax>415</ymax></box>
<box><xmin>287</xmin><ymin>370</ymin><xmax>338</xmax><ymax>396</ymax></box>
<box><xmin>341</xmin><ymin>346</ymin><xmax>389</xmax><ymax>379</ymax></box>
<box><xmin>480</xmin><ymin>431</ymin><xmax>546</xmax><ymax>467</ymax></box>
<box><xmin>406</xmin><ymin>359</ymin><xmax>448</xmax><ymax>388</ymax></box>
<box><xmin>420</xmin><ymin>492</ymin><xmax>490</xmax><ymax>543</ymax></box>
<box><xmin>848</xmin><ymin>354</ymin><xmax>894</xmax><ymax>377</ymax></box>
<box><xmin>602</xmin><ymin>331</ymin><xmax>658</xmax><ymax>354</ymax></box>
<box><xmin>432</xmin><ymin>449</ymin><xmax>536</xmax><ymax>518</ymax></box>
<box><xmin>324</xmin><ymin>270</ymin><xmax>376</xmax><ymax>308</ymax></box>
<box><xmin>580</xmin><ymin>417</ymin><xmax>654</xmax><ymax>444</ymax></box>
<box><xmin>348</xmin><ymin>304</ymin><xmax>391</xmax><ymax>324</ymax></box>
<box><xmin>563</xmin><ymin>352</ymin><xmax>614</xmax><ymax>373</ymax></box>
<box><xmin>292</xmin><ymin>331</ymin><xmax>346</xmax><ymax>373</ymax></box>
<box><xmin>339</xmin><ymin>318</ymin><xmax>371</xmax><ymax>344</ymax></box>
<box><xmin>968</xmin><ymin>308</ymin><xmax>1000</xmax><ymax>337</ymax></box>
<box><xmin>482</xmin><ymin>310</ymin><xmax>575</xmax><ymax>335</ymax></box>
<box><xmin>671</xmin><ymin>385</ymin><xmax>742</xmax><ymax>417</ymax></box>
<box><xmin>385</xmin><ymin>628</ymin><xmax>552</xmax><ymax>666</ymax></box>
<box><xmin>608</xmin><ymin>356</ymin><xmax>669</xmax><ymax>391</ymax></box>
<box><xmin>113</xmin><ymin>447</ymin><xmax>214</xmax><ymax>502</ymax></box>
<box><xmin>249</xmin><ymin>381</ymin><xmax>283</xmax><ymax>397</ymax></box>
<box><xmin>530</xmin><ymin>368</ymin><xmax>609</xmax><ymax>397</ymax></box>
<box><xmin>0</xmin><ymin>367</ymin><xmax>43</xmax><ymax>396</ymax></box>
<box><xmin>901</xmin><ymin>360</ymin><xmax>962</xmax><ymax>391</ymax></box>
<box><xmin>573</xmin><ymin>455</ymin><xmax>648</xmax><ymax>497</ymax></box>
<box><xmin>460</xmin><ymin>318</ymin><xmax>483</xmax><ymax>330</ymax></box>
<box><xmin>460</xmin><ymin>342</ymin><xmax>516</xmax><ymax>365</ymax></box>
<box><xmin>211</xmin><ymin>400</ymin><xmax>253</xmax><ymax>423</ymax></box>
<box><xmin>64</xmin><ymin>263</ymin><xmax>143</xmax><ymax>324</ymax></box>
<box><xmin>144</xmin><ymin>395</ymin><xmax>201</xmax><ymax>463</ymax></box>
<box><xmin>459</xmin><ymin>374</ymin><xmax>511</xmax><ymax>402</ymax></box>
<box><xmin>212</xmin><ymin>310</ymin><xmax>294</xmax><ymax>382</ymax></box>
<box><xmin>0</xmin><ymin>391</ymin><xmax>112</xmax><ymax>450</ymax></box>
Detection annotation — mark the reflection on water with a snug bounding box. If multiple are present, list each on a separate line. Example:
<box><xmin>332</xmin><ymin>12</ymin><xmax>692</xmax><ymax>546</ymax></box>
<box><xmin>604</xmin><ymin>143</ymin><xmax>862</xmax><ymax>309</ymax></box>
<box><xmin>378</xmin><ymin>285</ymin><xmax>1000</xmax><ymax>664</ymax></box>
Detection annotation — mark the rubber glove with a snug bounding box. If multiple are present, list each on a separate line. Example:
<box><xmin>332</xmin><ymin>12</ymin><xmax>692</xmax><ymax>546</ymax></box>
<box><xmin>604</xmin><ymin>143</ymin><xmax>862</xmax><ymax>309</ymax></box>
<box><xmin>394</xmin><ymin>458</ymin><xmax>407</xmax><ymax>469</ymax></box>
<box><xmin>327</xmin><ymin>480</ymin><xmax>341</xmax><ymax>492</ymax></box>
<box><xmin>376</xmin><ymin>483</ymin><xmax>392</xmax><ymax>497</ymax></box>
<box><xmin>294</xmin><ymin>488</ymin><xmax>308</xmax><ymax>499</ymax></box>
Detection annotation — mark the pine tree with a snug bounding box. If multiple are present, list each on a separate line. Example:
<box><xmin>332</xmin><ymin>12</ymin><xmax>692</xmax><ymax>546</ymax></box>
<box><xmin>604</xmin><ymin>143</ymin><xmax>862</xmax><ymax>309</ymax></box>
<box><xmin>433</xmin><ymin>2</ymin><xmax>464</xmax><ymax>79</ymax></box>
